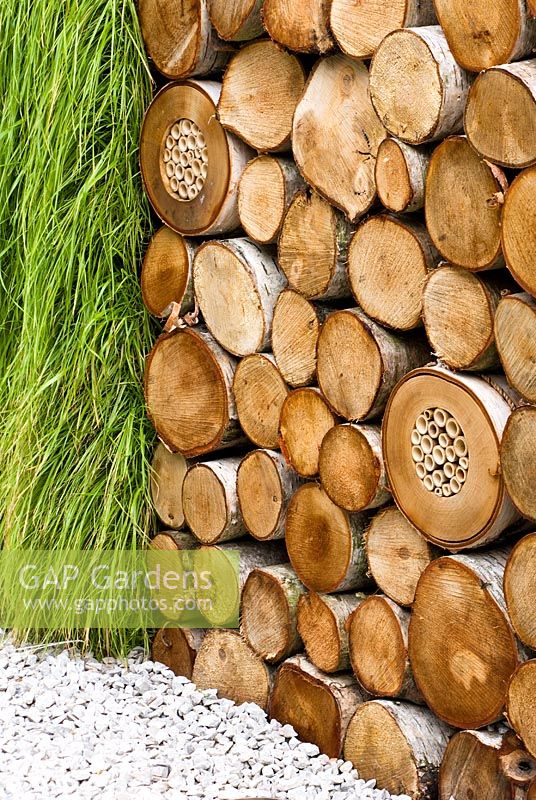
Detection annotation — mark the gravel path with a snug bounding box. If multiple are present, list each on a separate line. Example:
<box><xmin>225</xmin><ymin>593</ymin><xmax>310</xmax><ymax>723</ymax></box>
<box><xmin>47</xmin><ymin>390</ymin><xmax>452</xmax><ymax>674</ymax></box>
<box><xmin>0</xmin><ymin>643</ymin><xmax>411</xmax><ymax>800</ymax></box>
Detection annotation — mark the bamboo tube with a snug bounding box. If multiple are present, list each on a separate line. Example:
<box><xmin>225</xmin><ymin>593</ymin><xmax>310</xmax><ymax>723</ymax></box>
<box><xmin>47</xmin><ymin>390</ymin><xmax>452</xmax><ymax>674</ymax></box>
<box><xmin>232</xmin><ymin>354</ymin><xmax>289</xmax><ymax>449</ymax></box>
<box><xmin>209</xmin><ymin>0</ymin><xmax>264</xmax><ymax>41</ymax></box>
<box><xmin>504</xmin><ymin>533</ymin><xmax>536</xmax><ymax>650</ymax></box>
<box><xmin>439</xmin><ymin>729</ymin><xmax>536</xmax><ymax>800</ymax></box>
<box><xmin>375</xmin><ymin>138</ymin><xmax>431</xmax><ymax>214</ymax></box>
<box><xmin>141</xmin><ymin>226</ymin><xmax>195</xmax><ymax>318</ymax></box>
<box><xmin>193</xmin><ymin>239</ymin><xmax>286</xmax><ymax>357</ymax></box>
<box><xmin>501</xmin><ymin>406</ymin><xmax>536</xmax><ymax>521</ymax></box>
<box><xmin>365</xmin><ymin>506</ymin><xmax>437</xmax><ymax>607</ymax></box>
<box><xmin>347</xmin><ymin>596</ymin><xmax>423</xmax><ymax>704</ymax></box>
<box><xmin>319</xmin><ymin>424</ymin><xmax>390</xmax><ymax>513</ymax></box>
<box><xmin>286</xmin><ymin>484</ymin><xmax>371</xmax><ymax>593</ymax></box>
<box><xmin>423</xmin><ymin>266</ymin><xmax>511</xmax><ymax>371</ymax></box>
<box><xmin>502</xmin><ymin>167</ymin><xmax>536</xmax><ymax>296</ymax></box>
<box><xmin>182</xmin><ymin>457</ymin><xmax>246</xmax><ymax>544</ymax></box>
<box><xmin>192</xmin><ymin>630</ymin><xmax>274</xmax><ymax>710</ymax></box>
<box><xmin>316</xmin><ymin>308</ymin><xmax>429</xmax><ymax>422</ymax></box>
<box><xmin>269</xmin><ymin>656</ymin><xmax>368</xmax><ymax>758</ymax></box>
<box><xmin>279</xmin><ymin>388</ymin><xmax>337</xmax><ymax>478</ymax></box>
<box><xmin>348</xmin><ymin>215</ymin><xmax>439</xmax><ymax>331</ymax></box>
<box><xmin>278</xmin><ymin>190</ymin><xmax>352</xmax><ymax>300</ymax></box>
<box><xmin>507</xmin><ymin>661</ymin><xmax>536</xmax><ymax>759</ymax></box>
<box><xmin>145</xmin><ymin>327</ymin><xmax>244</xmax><ymax>457</ymax></box>
<box><xmin>262</xmin><ymin>0</ymin><xmax>333</xmax><ymax>53</ymax></box>
<box><xmin>495</xmin><ymin>294</ymin><xmax>536</xmax><ymax>400</ymax></box>
<box><xmin>138</xmin><ymin>0</ymin><xmax>229</xmax><ymax>79</ymax></box>
<box><xmin>292</xmin><ymin>55</ymin><xmax>387</xmax><ymax>222</ymax></box>
<box><xmin>238</xmin><ymin>156</ymin><xmax>304</xmax><ymax>245</ymax></box>
<box><xmin>151</xmin><ymin>627</ymin><xmax>206</xmax><ymax>679</ymax></box>
<box><xmin>241</xmin><ymin>564</ymin><xmax>306</xmax><ymax>662</ymax></box>
<box><xmin>425</xmin><ymin>136</ymin><xmax>507</xmax><ymax>271</ymax></box>
<box><xmin>272</xmin><ymin>290</ymin><xmax>329</xmax><ymax>388</ymax></box>
<box><xmin>344</xmin><ymin>700</ymin><xmax>451</xmax><ymax>799</ymax></box>
<box><xmin>150</xmin><ymin>443</ymin><xmax>189</xmax><ymax>530</ymax></box>
<box><xmin>217</xmin><ymin>40</ymin><xmax>305</xmax><ymax>153</ymax></box>
<box><xmin>141</xmin><ymin>82</ymin><xmax>254</xmax><ymax>236</ymax></box>
<box><xmin>236</xmin><ymin>449</ymin><xmax>301</xmax><ymax>541</ymax></box>
<box><xmin>297</xmin><ymin>593</ymin><xmax>365</xmax><ymax>674</ymax></box>
<box><xmin>383</xmin><ymin>366</ymin><xmax>521</xmax><ymax>550</ymax></box>
<box><xmin>409</xmin><ymin>547</ymin><xmax>524</xmax><ymax>729</ymax></box>
<box><xmin>465</xmin><ymin>61</ymin><xmax>536</xmax><ymax>168</ymax></box>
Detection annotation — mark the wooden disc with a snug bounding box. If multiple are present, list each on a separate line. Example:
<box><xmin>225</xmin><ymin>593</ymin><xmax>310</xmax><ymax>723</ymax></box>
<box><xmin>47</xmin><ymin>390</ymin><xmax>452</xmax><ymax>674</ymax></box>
<box><xmin>465</xmin><ymin>66</ymin><xmax>536</xmax><ymax>169</ymax></box>
<box><xmin>272</xmin><ymin>290</ymin><xmax>322</xmax><ymax>387</ymax></box>
<box><xmin>262</xmin><ymin>0</ymin><xmax>334</xmax><ymax>53</ymax></box>
<box><xmin>182</xmin><ymin>464</ymin><xmax>228</xmax><ymax>543</ymax></box>
<box><xmin>218</xmin><ymin>40</ymin><xmax>305</xmax><ymax>152</ymax></box>
<box><xmin>151</xmin><ymin>628</ymin><xmax>201</xmax><ymax>679</ymax></box>
<box><xmin>501</xmin><ymin>406</ymin><xmax>536</xmax><ymax>521</ymax></box>
<box><xmin>319</xmin><ymin>424</ymin><xmax>385</xmax><ymax>512</ymax></box>
<box><xmin>279</xmin><ymin>389</ymin><xmax>336</xmax><ymax>477</ymax></box>
<box><xmin>292</xmin><ymin>55</ymin><xmax>386</xmax><ymax>222</ymax></box>
<box><xmin>348</xmin><ymin>215</ymin><xmax>436</xmax><ymax>330</ymax></box>
<box><xmin>365</xmin><ymin>506</ymin><xmax>435</xmax><ymax>607</ymax></box>
<box><xmin>150</xmin><ymin>443</ymin><xmax>188</xmax><ymax>529</ymax></box>
<box><xmin>209</xmin><ymin>0</ymin><xmax>264</xmax><ymax>40</ymax></box>
<box><xmin>241</xmin><ymin>569</ymin><xmax>294</xmax><ymax>662</ymax></box>
<box><xmin>297</xmin><ymin>593</ymin><xmax>343</xmax><ymax>673</ymax></box>
<box><xmin>507</xmin><ymin>661</ymin><xmax>536</xmax><ymax>759</ymax></box>
<box><xmin>410</xmin><ymin>555</ymin><xmax>519</xmax><ymax>728</ymax></box>
<box><xmin>425</xmin><ymin>136</ymin><xmax>505</xmax><ymax>271</ymax></box>
<box><xmin>237</xmin><ymin>450</ymin><xmax>284</xmax><ymax>540</ymax></box>
<box><xmin>502</xmin><ymin>166</ymin><xmax>536</xmax><ymax>295</ymax></box>
<box><xmin>233</xmin><ymin>354</ymin><xmax>289</xmax><ymax>448</ymax></box>
<box><xmin>141</xmin><ymin>227</ymin><xmax>194</xmax><ymax>317</ymax></box>
<box><xmin>504</xmin><ymin>533</ymin><xmax>536</xmax><ymax>649</ymax></box>
<box><xmin>238</xmin><ymin>156</ymin><xmax>287</xmax><ymax>243</ymax></box>
<box><xmin>495</xmin><ymin>294</ymin><xmax>536</xmax><ymax>402</ymax></box>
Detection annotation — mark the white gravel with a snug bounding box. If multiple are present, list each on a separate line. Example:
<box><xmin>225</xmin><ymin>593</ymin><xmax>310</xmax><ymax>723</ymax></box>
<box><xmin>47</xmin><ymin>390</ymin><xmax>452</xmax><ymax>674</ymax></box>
<box><xmin>0</xmin><ymin>642</ymin><xmax>411</xmax><ymax>800</ymax></box>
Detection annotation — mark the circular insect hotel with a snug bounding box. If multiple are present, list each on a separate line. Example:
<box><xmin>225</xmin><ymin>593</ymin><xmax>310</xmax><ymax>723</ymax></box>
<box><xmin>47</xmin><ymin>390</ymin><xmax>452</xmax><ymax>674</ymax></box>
<box><xmin>383</xmin><ymin>366</ymin><xmax>520</xmax><ymax>551</ymax></box>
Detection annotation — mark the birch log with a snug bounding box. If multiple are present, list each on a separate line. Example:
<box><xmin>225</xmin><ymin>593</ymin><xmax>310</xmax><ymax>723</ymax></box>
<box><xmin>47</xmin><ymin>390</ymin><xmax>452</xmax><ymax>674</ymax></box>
<box><xmin>272</xmin><ymin>290</ymin><xmax>329</xmax><ymax>388</ymax></box>
<box><xmin>344</xmin><ymin>701</ymin><xmax>451</xmax><ymax>800</ymax></box>
<box><xmin>141</xmin><ymin>227</ymin><xmax>195</xmax><ymax>318</ymax></box>
<box><xmin>495</xmin><ymin>294</ymin><xmax>536</xmax><ymax>400</ymax></box>
<box><xmin>152</xmin><ymin>627</ymin><xmax>206</xmax><ymax>679</ymax></box>
<box><xmin>238</xmin><ymin>156</ymin><xmax>304</xmax><ymax>245</ymax></box>
<box><xmin>269</xmin><ymin>656</ymin><xmax>368</xmax><ymax>758</ymax></box>
<box><xmin>297</xmin><ymin>592</ymin><xmax>365</xmax><ymax>673</ymax></box>
<box><xmin>316</xmin><ymin>308</ymin><xmax>429</xmax><ymax>421</ymax></box>
<box><xmin>502</xmin><ymin>167</ymin><xmax>536</xmax><ymax>296</ymax></box>
<box><xmin>262</xmin><ymin>0</ymin><xmax>333</xmax><ymax>53</ymax></box>
<box><xmin>150</xmin><ymin>530</ymin><xmax>198</xmax><ymax>551</ymax></box>
<box><xmin>193</xmin><ymin>239</ymin><xmax>286</xmax><ymax>357</ymax></box>
<box><xmin>370</xmin><ymin>26</ymin><xmax>473</xmax><ymax>144</ymax></box>
<box><xmin>504</xmin><ymin>533</ymin><xmax>536</xmax><ymax>649</ymax></box>
<box><xmin>279</xmin><ymin>388</ymin><xmax>337</xmax><ymax>478</ymax></box>
<box><xmin>233</xmin><ymin>354</ymin><xmax>288</xmax><ymax>449</ymax></box>
<box><xmin>150</xmin><ymin>443</ymin><xmax>189</xmax><ymax>530</ymax></box>
<box><xmin>501</xmin><ymin>405</ymin><xmax>536</xmax><ymax>521</ymax></box>
<box><xmin>237</xmin><ymin>449</ymin><xmax>301</xmax><ymax>541</ymax></box>
<box><xmin>182</xmin><ymin>457</ymin><xmax>246</xmax><ymax>544</ymax></box>
<box><xmin>375</xmin><ymin>138</ymin><xmax>431</xmax><ymax>214</ymax></box>
<box><xmin>507</xmin><ymin>661</ymin><xmax>536</xmax><ymax>759</ymax></box>
<box><xmin>209</xmin><ymin>0</ymin><xmax>264</xmax><ymax>41</ymax></box>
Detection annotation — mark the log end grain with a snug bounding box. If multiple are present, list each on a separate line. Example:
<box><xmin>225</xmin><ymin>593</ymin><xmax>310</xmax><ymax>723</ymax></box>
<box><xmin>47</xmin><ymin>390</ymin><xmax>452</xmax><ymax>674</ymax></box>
<box><xmin>262</xmin><ymin>0</ymin><xmax>334</xmax><ymax>53</ymax></box>
<box><xmin>272</xmin><ymin>290</ymin><xmax>322</xmax><ymax>387</ymax></box>
<box><xmin>495</xmin><ymin>294</ymin><xmax>536</xmax><ymax>401</ymax></box>
<box><xmin>297</xmin><ymin>593</ymin><xmax>345</xmax><ymax>674</ymax></box>
<box><xmin>233</xmin><ymin>354</ymin><xmax>289</xmax><ymax>449</ymax></box>
<box><xmin>507</xmin><ymin>661</ymin><xmax>536</xmax><ymax>759</ymax></box>
<box><xmin>501</xmin><ymin>406</ymin><xmax>536</xmax><ymax>521</ymax></box>
<box><xmin>141</xmin><ymin>226</ymin><xmax>194</xmax><ymax>317</ymax></box>
<box><xmin>375</xmin><ymin>137</ymin><xmax>429</xmax><ymax>214</ymax></box>
<box><xmin>238</xmin><ymin>156</ymin><xmax>289</xmax><ymax>244</ymax></box>
<box><xmin>182</xmin><ymin>463</ymin><xmax>229</xmax><ymax>543</ymax></box>
<box><xmin>237</xmin><ymin>450</ymin><xmax>286</xmax><ymax>541</ymax></box>
<box><xmin>209</xmin><ymin>0</ymin><xmax>264</xmax><ymax>41</ymax></box>
<box><xmin>279</xmin><ymin>388</ymin><xmax>336</xmax><ymax>478</ymax></box>
<box><xmin>150</xmin><ymin>443</ymin><xmax>189</xmax><ymax>529</ymax></box>
<box><xmin>151</xmin><ymin>627</ymin><xmax>203</xmax><ymax>679</ymax></box>
<box><xmin>504</xmin><ymin>533</ymin><xmax>536</xmax><ymax>650</ymax></box>
<box><xmin>502</xmin><ymin>166</ymin><xmax>536</xmax><ymax>295</ymax></box>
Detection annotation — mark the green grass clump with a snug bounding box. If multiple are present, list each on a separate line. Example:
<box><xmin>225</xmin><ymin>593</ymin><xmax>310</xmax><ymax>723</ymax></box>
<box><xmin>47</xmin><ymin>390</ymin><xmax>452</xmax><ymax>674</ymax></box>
<box><xmin>0</xmin><ymin>0</ymin><xmax>156</xmax><ymax>654</ymax></box>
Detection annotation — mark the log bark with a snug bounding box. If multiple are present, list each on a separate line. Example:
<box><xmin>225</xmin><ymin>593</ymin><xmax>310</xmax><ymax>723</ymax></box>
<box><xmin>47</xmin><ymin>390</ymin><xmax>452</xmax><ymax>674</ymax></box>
<box><xmin>370</xmin><ymin>26</ymin><xmax>473</xmax><ymax>144</ymax></box>
<box><xmin>504</xmin><ymin>533</ymin><xmax>536</xmax><ymax>650</ymax></box>
<box><xmin>375</xmin><ymin>138</ymin><xmax>431</xmax><ymax>214</ymax></box>
<box><xmin>508</xmin><ymin>661</ymin><xmax>536</xmax><ymax>759</ymax></box>
<box><xmin>182</xmin><ymin>457</ymin><xmax>247</xmax><ymax>544</ymax></box>
<box><xmin>286</xmin><ymin>484</ymin><xmax>371</xmax><ymax>593</ymax></box>
<box><xmin>269</xmin><ymin>655</ymin><xmax>368</xmax><ymax>758</ymax></box>
<box><xmin>465</xmin><ymin>61</ymin><xmax>536</xmax><ymax>168</ymax></box>
<box><xmin>141</xmin><ymin>227</ymin><xmax>195</xmax><ymax>318</ymax></box>
<box><xmin>501</xmin><ymin>406</ymin><xmax>536</xmax><ymax>521</ymax></box>
<box><xmin>138</xmin><ymin>0</ymin><xmax>230</xmax><ymax>79</ymax></box>
<box><xmin>344</xmin><ymin>700</ymin><xmax>452</xmax><ymax>800</ymax></box>
<box><xmin>272</xmin><ymin>290</ymin><xmax>330</xmax><ymax>388</ymax></box>
<box><xmin>409</xmin><ymin>547</ymin><xmax>524</xmax><ymax>729</ymax></box>
<box><xmin>145</xmin><ymin>326</ymin><xmax>244</xmax><ymax>457</ymax></box>
<box><xmin>297</xmin><ymin>592</ymin><xmax>365</xmax><ymax>673</ymax></box>
<box><xmin>279</xmin><ymin>388</ymin><xmax>337</xmax><ymax>478</ymax></box>
<box><xmin>150</xmin><ymin>443</ymin><xmax>189</xmax><ymax>530</ymax></box>
<box><xmin>232</xmin><ymin>353</ymin><xmax>289</xmax><ymax>449</ymax></box>
<box><xmin>292</xmin><ymin>56</ymin><xmax>387</xmax><ymax>222</ymax></box>
<box><xmin>365</xmin><ymin>506</ymin><xmax>438</xmax><ymax>607</ymax></box>
<box><xmin>241</xmin><ymin>563</ymin><xmax>306</xmax><ymax>662</ymax></box>
<box><xmin>237</xmin><ymin>449</ymin><xmax>301</xmax><ymax>541</ymax></box>
<box><xmin>193</xmin><ymin>239</ymin><xmax>286</xmax><ymax>357</ymax></box>
<box><xmin>439</xmin><ymin>729</ymin><xmax>536</xmax><ymax>800</ymax></box>
<box><xmin>316</xmin><ymin>308</ymin><xmax>429</xmax><ymax>422</ymax></box>
<box><xmin>209</xmin><ymin>0</ymin><xmax>264</xmax><ymax>41</ymax></box>
<box><xmin>192</xmin><ymin>629</ymin><xmax>274</xmax><ymax>709</ymax></box>
<box><xmin>434</xmin><ymin>0</ymin><xmax>536</xmax><ymax>72</ymax></box>
<box><xmin>319</xmin><ymin>423</ymin><xmax>390</xmax><ymax>513</ymax></box>
<box><xmin>238</xmin><ymin>156</ymin><xmax>304</xmax><ymax>245</ymax></box>
<box><xmin>347</xmin><ymin>595</ymin><xmax>423</xmax><ymax>704</ymax></box>
<box><xmin>217</xmin><ymin>40</ymin><xmax>305</xmax><ymax>152</ymax></box>
<box><xmin>423</xmin><ymin>266</ymin><xmax>512</xmax><ymax>371</ymax></box>
<box><xmin>278</xmin><ymin>190</ymin><xmax>352</xmax><ymax>300</ymax></box>
<box><xmin>151</xmin><ymin>627</ymin><xmax>206</xmax><ymax>679</ymax></box>
<box><xmin>502</xmin><ymin>166</ymin><xmax>536</xmax><ymax>296</ymax></box>
<box><xmin>496</xmin><ymin>293</ymin><xmax>536</xmax><ymax>401</ymax></box>
<box><xmin>425</xmin><ymin>136</ymin><xmax>508</xmax><ymax>271</ymax></box>
<box><xmin>348</xmin><ymin>214</ymin><xmax>439</xmax><ymax>331</ymax></box>
<box><xmin>330</xmin><ymin>0</ymin><xmax>437</xmax><ymax>60</ymax></box>
<box><xmin>383</xmin><ymin>365</ymin><xmax>521</xmax><ymax>550</ymax></box>
<box><xmin>262</xmin><ymin>0</ymin><xmax>333</xmax><ymax>53</ymax></box>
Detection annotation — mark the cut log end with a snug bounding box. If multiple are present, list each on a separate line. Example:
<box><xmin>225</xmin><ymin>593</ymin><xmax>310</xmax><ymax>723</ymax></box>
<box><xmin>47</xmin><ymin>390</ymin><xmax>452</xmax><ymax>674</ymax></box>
<box><xmin>233</xmin><ymin>354</ymin><xmax>289</xmax><ymax>449</ymax></box>
<box><xmin>262</xmin><ymin>0</ymin><xmax>334</xmax><ymax>53</ymax></box>
<box><xmin>279</xmin><ymin>388</ymin><xmax>336</xmax><ymax>478</ymax></box>
<box><xmin>297</xmin><ymin>593</ymin><xmax>361</xmax><ymax>673</ymax></box>
<box><xmin>209</xmin><ymin>0</ymin><xmax>264</xmax><ymax>41</ymax></box>
<box><xmin>182</xmin><ymin>459</ymin><xmax>243</xmax><ymax>544</ymax></box>
<box><xmin>504</xmin><ymin>533</ymin><xmax>536</xmax><ymax>650</ymax></box>
<box><xmin>495</xmin><ymin>294</ymin><xmax>536</xmax><ymax>402</ymax></box>
<box><xmin>237</xmin><ymin>450</ymin><xmax>296</xmax><ymax>541</ymax></box>
<box><xmin>502</xmin><ymin>166</ymin><xmax>536</xmax><ymax>296</ymax></box>
<box><xmin>375</xmin><ymin>137</ymin><xmax>429</xmax><ymax>214</ymax></box>
<box><xmin>150</xmin><ymin>443</ymin><xmax>188</xmax><ymax>529</ymax></box>
<box><xmin>151</xmin><ymin>628</ymin><xmax>203</xmax><ymax>679</ymax></box>
<box><xmin>272</xmin><ymin>290</ymin><xmax>323</xmax><ymax>388</ymax></box>
<box><xmin>141</xmin><ymin>227</ymin><xmax>194</xmax><ymax>317</ymax></box>
<box><xmin>238</xmin><ymin>156</ymin><xmax>301</xmax><ymax>244</ymax></box>
<box><xmin>508</xmin><ymin>661</ymin><xmax>536</xmax><ymax>759</ymax></box>
<box><xmin>501</xmin><ymin>406</ymin><xmax>536</xmax><ymax>521</ymax></box>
